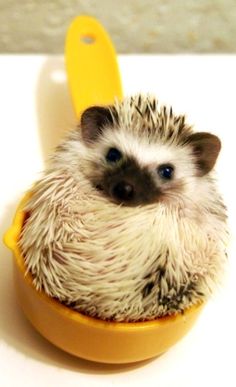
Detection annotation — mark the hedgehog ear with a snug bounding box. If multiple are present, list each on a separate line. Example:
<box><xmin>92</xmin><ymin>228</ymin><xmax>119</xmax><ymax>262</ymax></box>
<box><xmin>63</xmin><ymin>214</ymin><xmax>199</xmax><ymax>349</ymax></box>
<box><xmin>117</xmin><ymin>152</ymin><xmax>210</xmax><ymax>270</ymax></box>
<box><xmin>187</xmin><ymin>132</ymin><xmax>221</xmax><ymax>176</ymax></box>
<box><xmin>80</xmin><ymin>106</ymin><xmax>116</xmax><ymax>144</ymax></box>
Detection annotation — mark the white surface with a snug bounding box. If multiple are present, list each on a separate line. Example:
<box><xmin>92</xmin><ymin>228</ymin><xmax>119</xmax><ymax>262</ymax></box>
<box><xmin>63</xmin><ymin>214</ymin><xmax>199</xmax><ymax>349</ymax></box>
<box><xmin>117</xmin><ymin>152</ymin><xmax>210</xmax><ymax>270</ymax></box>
<box><xmin>0</xmin><ymin>55</ymin><xmax>236</xmax><ymax>387</ymax></box>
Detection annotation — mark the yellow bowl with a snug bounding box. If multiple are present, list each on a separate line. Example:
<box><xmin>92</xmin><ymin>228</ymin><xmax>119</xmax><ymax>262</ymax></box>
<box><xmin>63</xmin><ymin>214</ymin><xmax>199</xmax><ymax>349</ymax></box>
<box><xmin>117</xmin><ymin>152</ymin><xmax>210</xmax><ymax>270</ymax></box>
<box><xmin>4</xmin><ymin>193</ymin><xmax>204</xmax><ymax>364</ymax></box>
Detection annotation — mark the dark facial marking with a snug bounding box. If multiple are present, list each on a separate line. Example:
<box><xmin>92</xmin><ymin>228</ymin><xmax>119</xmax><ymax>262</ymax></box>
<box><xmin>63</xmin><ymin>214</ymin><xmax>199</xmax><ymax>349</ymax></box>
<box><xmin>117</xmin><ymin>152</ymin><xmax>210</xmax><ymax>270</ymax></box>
<box><xmin>80</xmin><ymin>105</ymin><xmax>118</xmax><ymax>144</ymax></box>
<box><xmin>100</xmin><ymin>157</ymin><xmax>161</xmax><ymax>206</ymax></box>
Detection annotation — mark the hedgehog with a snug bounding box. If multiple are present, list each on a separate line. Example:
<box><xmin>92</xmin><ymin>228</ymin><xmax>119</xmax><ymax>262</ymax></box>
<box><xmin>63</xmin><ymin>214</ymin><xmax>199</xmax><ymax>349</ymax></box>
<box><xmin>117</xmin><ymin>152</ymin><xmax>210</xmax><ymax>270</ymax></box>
<box><xmin>19</xmin><ymin>94</ymin><xmax>228</xmax><ymax>322</ymax></box>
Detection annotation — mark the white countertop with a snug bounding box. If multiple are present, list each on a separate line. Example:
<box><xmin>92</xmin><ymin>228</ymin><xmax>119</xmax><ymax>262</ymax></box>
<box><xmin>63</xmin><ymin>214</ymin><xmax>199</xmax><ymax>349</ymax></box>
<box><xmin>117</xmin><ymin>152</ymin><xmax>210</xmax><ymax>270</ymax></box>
<box><xmin>0</xmin><ymin>55</ymin><xmax>236</xmax><ymax>387</ymax></box>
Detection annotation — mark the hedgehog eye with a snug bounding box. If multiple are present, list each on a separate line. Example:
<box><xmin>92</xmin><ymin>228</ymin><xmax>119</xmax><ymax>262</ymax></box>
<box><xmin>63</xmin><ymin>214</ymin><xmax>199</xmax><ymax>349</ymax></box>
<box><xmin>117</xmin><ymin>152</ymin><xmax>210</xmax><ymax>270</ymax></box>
<box><xmin>158</xmin><ymin>164</ymin><xmax>174</xmax><ymax>180</ymax></box>
<box><xmin>106</xmin><ymin>148</ymin><xmax>122</xmax><ymax>163</ymax></box>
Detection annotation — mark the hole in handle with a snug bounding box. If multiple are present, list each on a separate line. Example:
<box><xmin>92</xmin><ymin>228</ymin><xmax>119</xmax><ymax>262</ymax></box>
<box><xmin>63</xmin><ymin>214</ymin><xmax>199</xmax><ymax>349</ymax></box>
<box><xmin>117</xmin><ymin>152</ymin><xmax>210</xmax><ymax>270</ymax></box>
<box><xmin>80</xmin><ymin>35</ymin><xmax>96</xmax><ymax>44</ymax></box>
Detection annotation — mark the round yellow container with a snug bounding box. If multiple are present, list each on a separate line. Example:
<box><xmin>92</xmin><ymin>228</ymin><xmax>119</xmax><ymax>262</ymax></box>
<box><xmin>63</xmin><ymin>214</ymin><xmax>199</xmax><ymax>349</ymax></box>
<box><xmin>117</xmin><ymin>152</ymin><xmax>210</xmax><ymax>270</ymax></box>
<box><xmin>3</xmin><ymin>16</ymin><xmax>204</xmax><ymax>364</ymax></box>
<box><xmin>4</xmin><ymin>194</ymin><xmax>204</xmax><ymax>364</ymax></box>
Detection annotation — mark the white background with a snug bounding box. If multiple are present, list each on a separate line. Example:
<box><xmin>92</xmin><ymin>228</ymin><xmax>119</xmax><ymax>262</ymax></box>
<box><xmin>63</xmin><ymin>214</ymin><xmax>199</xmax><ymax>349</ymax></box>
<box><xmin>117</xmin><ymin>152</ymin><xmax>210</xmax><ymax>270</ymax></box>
<box><xmin>0</xmin><ymin>55</ymin><xmax>236</xmax><ymax>387</ymax></box>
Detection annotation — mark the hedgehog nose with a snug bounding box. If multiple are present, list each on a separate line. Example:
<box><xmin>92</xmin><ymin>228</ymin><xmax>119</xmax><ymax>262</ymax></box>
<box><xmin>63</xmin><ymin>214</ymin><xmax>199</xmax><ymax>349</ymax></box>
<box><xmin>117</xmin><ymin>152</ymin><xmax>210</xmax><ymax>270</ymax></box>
<box><xmin>112</xmin><ymin>181</ymin><xmax>134</xmax><ymax>201</ymax></box>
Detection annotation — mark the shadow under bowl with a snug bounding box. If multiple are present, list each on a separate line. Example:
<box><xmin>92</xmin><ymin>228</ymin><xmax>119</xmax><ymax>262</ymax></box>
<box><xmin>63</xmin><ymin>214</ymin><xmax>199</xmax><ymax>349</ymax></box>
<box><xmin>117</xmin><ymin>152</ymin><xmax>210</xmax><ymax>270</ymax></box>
<box><xmin>4</xmin><ymin>193</ymin><xmax>204</xmax><ymax>364</ymax></box>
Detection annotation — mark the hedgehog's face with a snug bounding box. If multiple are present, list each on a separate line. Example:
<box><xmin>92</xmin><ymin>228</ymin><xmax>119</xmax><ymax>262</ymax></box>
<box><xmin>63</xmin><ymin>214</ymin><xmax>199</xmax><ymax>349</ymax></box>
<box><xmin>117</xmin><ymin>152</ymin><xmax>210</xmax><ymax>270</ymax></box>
<box><xmin>80</xmin><ymin>99</ymin><xmax>221</xmax><ymax>206</ymax></box>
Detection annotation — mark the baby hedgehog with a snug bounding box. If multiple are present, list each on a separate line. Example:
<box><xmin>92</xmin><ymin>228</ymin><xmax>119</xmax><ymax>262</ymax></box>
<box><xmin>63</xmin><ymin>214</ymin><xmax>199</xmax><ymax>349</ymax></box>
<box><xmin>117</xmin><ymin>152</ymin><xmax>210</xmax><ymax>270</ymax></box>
<box><xmin>20</xmin><ymin>94</ymin><xmax>228</xmax><ymax>322</ymax></box>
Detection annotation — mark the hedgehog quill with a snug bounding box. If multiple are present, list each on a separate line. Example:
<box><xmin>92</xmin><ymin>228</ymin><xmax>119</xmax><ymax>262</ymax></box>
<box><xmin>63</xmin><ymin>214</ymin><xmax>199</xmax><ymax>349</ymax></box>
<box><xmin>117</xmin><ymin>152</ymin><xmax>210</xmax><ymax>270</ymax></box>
<box><xmin>20</xmin><ymin>95</ymin><xmax>228</xmax><ymax>322</ymax></box>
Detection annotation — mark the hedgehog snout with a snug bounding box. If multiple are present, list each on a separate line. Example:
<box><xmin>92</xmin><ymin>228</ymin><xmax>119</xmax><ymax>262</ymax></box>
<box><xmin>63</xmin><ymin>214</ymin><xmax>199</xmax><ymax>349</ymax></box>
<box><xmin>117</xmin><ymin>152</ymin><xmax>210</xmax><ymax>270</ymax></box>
<box><xmin>100</xmin><ymin>158</ymin><xmax>162</xmax><ymax>205</ymax></box>
<box><xmin>112</xmin><ymin>181</ymin><xmax>134</xmax><ymax>202</ymax></box>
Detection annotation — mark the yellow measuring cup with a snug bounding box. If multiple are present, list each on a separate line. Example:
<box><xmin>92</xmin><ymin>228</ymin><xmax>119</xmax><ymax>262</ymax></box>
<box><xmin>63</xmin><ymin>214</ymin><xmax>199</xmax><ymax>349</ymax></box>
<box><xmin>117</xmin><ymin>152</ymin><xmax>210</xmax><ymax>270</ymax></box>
<box><xmin>4</xmin><ymin>16</ymin><xmax>204</xmax><ymax>364</ymax></box>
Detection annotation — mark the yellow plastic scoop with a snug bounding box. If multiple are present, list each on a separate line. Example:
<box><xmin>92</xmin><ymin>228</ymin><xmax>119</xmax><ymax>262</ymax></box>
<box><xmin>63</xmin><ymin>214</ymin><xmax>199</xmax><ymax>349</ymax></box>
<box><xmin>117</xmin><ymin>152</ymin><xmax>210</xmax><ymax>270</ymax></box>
<box><xmin>65</xmin><ymin>15</ymin><xmax>123</xmax><ymax>118</ymax></box>
<box><xmin>4</xmin><ymin>16</ymin><xmax>204</xmax><ymax>364</ymax></box>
